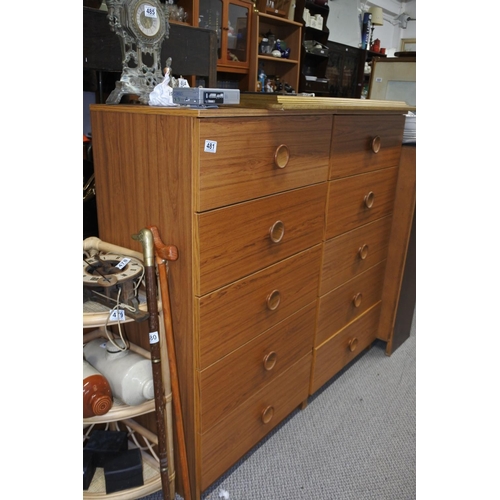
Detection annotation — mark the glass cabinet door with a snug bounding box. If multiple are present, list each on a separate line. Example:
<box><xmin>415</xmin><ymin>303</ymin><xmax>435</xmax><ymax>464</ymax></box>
<box><xmin>199</xmin><ymin>0</ymin><xmax>223</xmax><ymax>58</ymax></box>
<box><xmin>198</xmin><ymin>0</ymin><xmax>250</xmax><ymax>68</ymax></box>
<box><xmin>226</xmin><ymin>2</ymin><xmax>249</xmax><ymax>64</ymax></box>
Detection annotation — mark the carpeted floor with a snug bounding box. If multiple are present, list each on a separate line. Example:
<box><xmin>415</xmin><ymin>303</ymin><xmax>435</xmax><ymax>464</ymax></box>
<box><xmin>141</xmin><ymin>312</ymin><xmax>416</xmax><ymax>500</ymax></box>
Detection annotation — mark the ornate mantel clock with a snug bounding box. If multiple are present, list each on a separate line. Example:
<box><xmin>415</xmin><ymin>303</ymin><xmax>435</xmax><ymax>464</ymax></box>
<box><xmin>105</xmin><ymin>0</ymin><xmax>170</xmax><ymax>104</ymax></box>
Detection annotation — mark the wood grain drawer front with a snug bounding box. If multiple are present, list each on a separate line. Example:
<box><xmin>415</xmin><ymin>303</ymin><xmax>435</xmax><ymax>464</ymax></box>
<box><xmin>316</xmin><ymin>261</ymin><xmax>386</xmax><ymax>347</ymax></box>
<box><xmin>320</xmin><ymin>215</ymin><xmax>392</xmax><ymax>295</ymax></box>
<box><xmin>197</xmin><ymin>115</ymin><xmax>332</xmax><ymax>211</ymax></box>
<box><xmin>200</xmin><ymin>303</ymin><xmax>316</xmax><ymax>433</ymax></box>
<box><xmin>326</xmin><ymin>167</ymin><xmax>398</xmax><ymax>239</ymax></box>
<box><xmin>329</xmin><ymin>115</ymin><xmax>405</xmax><ymax>179</ymax></box>
<box><xmin>200</xmin><ymin>353</ymin><xmax>311</xmax><ymax>490</ymax></box>
<box><xmin>311</xmin><ymin>304</ymin><xmax>381</xmax><ymax>394</ymax></box>
<box><xmin>198</xmin><ymin>245</ymin><xmax>322</xmax><ymax>370</ymax></box>
<box><xmin>196</xmin><ymin>184</ymin><xmax>327</xmax><ymax>296</ymax></box>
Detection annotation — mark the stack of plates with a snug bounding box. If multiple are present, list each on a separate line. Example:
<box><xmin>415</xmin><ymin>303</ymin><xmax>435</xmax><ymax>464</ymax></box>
<box><xmin>403</xmin><ymin>112</ymin><xmax>416</xmax><ymax>144</ymax></box>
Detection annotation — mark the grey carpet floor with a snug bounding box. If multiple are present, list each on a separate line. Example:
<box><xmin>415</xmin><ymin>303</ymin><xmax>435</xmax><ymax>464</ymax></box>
<box><xmin>141</xmin><ymin>312</ymin><xmax>416</xmax><ymax>500</ymax></box>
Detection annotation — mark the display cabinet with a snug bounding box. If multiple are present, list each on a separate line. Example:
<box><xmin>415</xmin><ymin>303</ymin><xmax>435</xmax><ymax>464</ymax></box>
<box><xmin>323</xmin><ymin>41</ymin><xmax>386</xmax><ymax>99</ymax></box>
<box><xmin>294</xmin><ymin>0</ymin><xmax>330</xmax><ymax>95</ymax></box>
<box><xmin>197</xmin><ymin>0</ymin><xmax>253</xmax><ymax>88</ymax></box>
<box><xmin>248</xmin><ymin>11</ymin><xmax>302</xmax><ymax>92</ymax></box>
<box><xmin>324</xmin><ymin>41</ymin><xmax>363</xmax><ymax>98</ymax></box>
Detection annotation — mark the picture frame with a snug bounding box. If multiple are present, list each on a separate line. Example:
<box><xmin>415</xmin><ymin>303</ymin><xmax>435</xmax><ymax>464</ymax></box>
<box><xmin>400</xmin><ymin>38</ymin><xmax>416</xmax><ymax>52</ymax></box>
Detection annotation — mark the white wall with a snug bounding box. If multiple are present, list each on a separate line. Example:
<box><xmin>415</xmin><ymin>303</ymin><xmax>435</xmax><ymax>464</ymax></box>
<box><xmin>326</xmin><ymin>0</ymin><xmax>416</xmax><ymax>55</ymax></box>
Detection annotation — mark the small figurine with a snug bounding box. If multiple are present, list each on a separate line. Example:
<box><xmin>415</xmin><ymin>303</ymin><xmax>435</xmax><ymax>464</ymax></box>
<box><xmin>163</xmin><ymin>57</ymin><xmax>177</xmax><ymax>88</ymax></box>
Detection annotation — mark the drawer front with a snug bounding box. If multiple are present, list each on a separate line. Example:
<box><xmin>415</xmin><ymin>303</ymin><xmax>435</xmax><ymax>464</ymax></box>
<box><xmin>197</xmin><ymin>115</ymin><xmax>332</xmax><ymax>211</ymax></box>
<box><xmin>200</xmin><ymin>303</ymin><xmax>316</xmax><ymax>433</ymax></box>
<box><xmin>320</xmin><ymin>215</ymin><xmax>392</xmax><ymax>295</ymax></box>
<box><xmin>325</xmin><ymin>167</ymin><xmax>398</xmax><ymax>239</ymax></box>
<box><xmin>329</xmin><ymin>115</ymin><xmax>405</xmax><ymax>179</ymax></box>
<box><xmin>316</xmin><ymin>261</ymin><xmax>386</xmax><ymax>346</ymax></box>
<box><xmin>311</xmin><ymin>304</ymin><xmax>381</xmax><ymax>394</ymax></box>
<box><xmin>196</xmin><ymin>183</ymin><xmax>327</xmax><ymax>296</ymax></box>
<box><xmin>198</xmin><ymin>245</ymin><xmax>322</xmax><ymax>370</ymax></box>
<box><xmin>200</xmin><ymin>353</ymin><xmax>311</xmax><ymax>490</ymax></box>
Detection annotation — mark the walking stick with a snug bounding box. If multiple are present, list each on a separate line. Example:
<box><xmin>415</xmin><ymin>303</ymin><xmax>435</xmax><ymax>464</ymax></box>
<box><xmin>132</xmin><ymin>228</ymin><xmax>171</xmax><ymax>500</ymax></box>
<box><xmin>148</xmin><ymin>225</ymin><xmax>192</xmax><ymax>500</ymax></box>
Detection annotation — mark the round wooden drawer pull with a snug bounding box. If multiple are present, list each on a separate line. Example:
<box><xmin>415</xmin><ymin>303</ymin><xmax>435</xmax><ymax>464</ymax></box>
<box><xmin>263</xmin><ymin>351</ymin><xmax>277</xmax><ymax>371</ymax></box>
<box><xmin>274</xmin><ymin>144</ymin><xmax>290</xmax><ymax>169</ymax></box>
<box><xmin>364</xmin><ymin>191</ymin><xmax>375</xmax><ymax>208</ymax></box>
<box><xmin>266</xmin><ymin>290</ymin><xmax>281</xmax><ymax>311</ymax></box>
<box><xmin>358</xmin><ymin>244</ymin><xmax>369</xmax><ymax>260</ymax></box>
<box><xmin>348</xmin><ymin>338</ymin><xmax>359</xmax><ymax>352</ymax></box>
<box><xmin>261</xmin><ymin>405</ymin><xmax>275</xmax><ymax>424</ymax></box>
<box><xmin>269</xmin><ymin>220</ymin><xmax>285</xmax><ymax>243</ymax></box>
<box><xmin>352</xmin><ymin>293</ymin><xmax>363</xmax><ymax>308</ymax></box>
<box><xmin>371</xmin><ymin>136</ymin><xmax>381</xmax><ymax>153</ymax></box>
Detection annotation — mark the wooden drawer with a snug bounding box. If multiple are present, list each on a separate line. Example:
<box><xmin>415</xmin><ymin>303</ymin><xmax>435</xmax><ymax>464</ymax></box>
<box><xmin>316</xmin><ymin>261</ymin><xmax>386</xmax><ymax>346</ymax></box>
<box><xmin>200</xmin><ymin>303</ymin><xmax>316</xmax><ymax>433</ymax></box>
<box><xmin>320</xmin><ymin>215</ymin><xmax>392</xmax><ymax>295</ymax></box>
<box><xmin>325</xmin><ymin>167</ymin><xmax>398</xmax><ymax>239</ymax></box>
<box><xmin>329</xmin><ymin>115</ymin><xmax>405</xmax><ymax>179</ymax></box>
<box><xmin>197</xmin><ymin>245</ymin><xmax>322</xmax><ymax>370</ymax></box>
<box><xmin>310</xmin><ymin>304</ymin><xmax>381</xmax><ymax>394</ymax></box>
<box><xmin>196</xmin><ymin>183</ymin><xmax>327</xmax><ymax>295</ymax></box>
<box><xmin>200</xmin><ymin>353</ymin><xmax>311</xmax><ymax>489</ymax></box>
<box><xmin>197</xmin><ymin>115</ymin><xmax>332</xmax><ymax>211</ymax></box>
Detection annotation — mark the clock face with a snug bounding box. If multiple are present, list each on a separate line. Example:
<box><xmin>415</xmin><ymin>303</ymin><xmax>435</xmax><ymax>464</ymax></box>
<box><xmin>131</xmin><ymin>1</ymin><xmax>163</xmax><ymax>41</ymax></box>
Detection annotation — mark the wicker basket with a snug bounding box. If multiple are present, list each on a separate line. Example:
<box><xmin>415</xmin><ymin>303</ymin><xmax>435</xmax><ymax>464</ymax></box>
<box><xmin>257</xmin><ymin>0</ymin><xmax>292</xmax><ymax>19</ymax></box>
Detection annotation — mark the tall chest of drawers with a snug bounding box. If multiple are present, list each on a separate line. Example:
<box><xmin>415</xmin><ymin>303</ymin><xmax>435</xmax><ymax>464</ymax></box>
<box><xmin>90</xmin><ymin>103</ymin><xmax>408</xmax><ymax>499</ymax></box>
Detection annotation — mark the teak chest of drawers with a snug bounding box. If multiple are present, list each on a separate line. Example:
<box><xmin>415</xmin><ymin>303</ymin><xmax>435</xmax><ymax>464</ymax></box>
<box><xmin>90</xmin><ymin>102</ymin><xmax>409</xmax><ymax>499</ymax></box>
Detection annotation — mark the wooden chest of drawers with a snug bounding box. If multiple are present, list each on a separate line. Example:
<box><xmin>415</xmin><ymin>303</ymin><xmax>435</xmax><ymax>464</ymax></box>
<box><xmin>90</xmin><ymin>103</ymin><xmax>407</xmax><ymax>499</ymax></box>
<box><xmin>311</xmin><ymin>114</ymin><xmax>405</xmax><ymax>392</ymax></box>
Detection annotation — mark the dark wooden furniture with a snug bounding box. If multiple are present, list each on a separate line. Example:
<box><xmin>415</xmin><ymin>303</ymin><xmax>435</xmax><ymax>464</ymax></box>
<box><xmin>294</xmin><ymin>0</ymin><xmax>330</xmax><ymax>95</ymax></box>
<box><xmin>324</xmin><ymin>41</ymin><xmax>386</xmax><ymax>98</ymax></box>
<box><xmin>83</xmin><ymin>6</ymin><xmax>217</xmax><ymax>101</ymax></box>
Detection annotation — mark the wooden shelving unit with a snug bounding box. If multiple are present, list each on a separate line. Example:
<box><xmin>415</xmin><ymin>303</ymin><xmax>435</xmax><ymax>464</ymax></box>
<box><xmin>294</xmin><ymin>0</ymin><xmax>330</xmax><ymax>95</ymax></box>
<box><xmin>83</xmin><ymin>247</ymin><xmax>174</xmax><ymax>499</ymax></box>
<box><xmin>248</xmin><ymin>11</ymin><xmax>302</xmax><ymax>92</ymax></box>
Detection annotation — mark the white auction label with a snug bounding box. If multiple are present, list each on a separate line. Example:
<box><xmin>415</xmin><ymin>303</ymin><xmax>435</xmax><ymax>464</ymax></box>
<box><xmin>116</xmin><ymin>257</ymin><xmax>131</xmax><ymax>270</ymax></box>
<box><xmin>204</xmin><ymin>140</ymin><xmax>217</xmax><ymax>153</ymax></box>
<box><xmin>145</xmin><ymin>5</ymin><xmax>157</xmax><ymax>18</ymax></box>
<box><xmin>149</xmin><ymin>331</ymin><xmax>160</xmax><ymax>344</ymax></box>
<box><xmin>109</xmin><ymin>309</ymin><xmax>126</xmax><ymax>321</ymax></box>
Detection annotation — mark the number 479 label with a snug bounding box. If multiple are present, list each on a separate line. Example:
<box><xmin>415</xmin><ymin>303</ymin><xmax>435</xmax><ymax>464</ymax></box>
<box><xmin>109</xmin><ymin>309</ymin><xmax>125</xmax><ymax>321</ymax></box>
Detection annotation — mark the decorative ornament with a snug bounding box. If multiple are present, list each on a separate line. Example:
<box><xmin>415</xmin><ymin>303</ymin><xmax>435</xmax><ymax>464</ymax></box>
<box><xmin>105</xmin><ymin>0</ymin><xmax>170</xmax><ymax>104</ymax></box>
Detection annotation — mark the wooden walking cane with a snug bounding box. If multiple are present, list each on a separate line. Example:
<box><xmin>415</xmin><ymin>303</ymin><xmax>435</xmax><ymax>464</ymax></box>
<box><xmin>132</xmin><ymin>228</ymin><xmax>171</xmax><ymax>500</ymax></box>
<box><xmin>148</xmin><ymin>225</ymin><xmax>192</xmax><ymax>500</ymax></box>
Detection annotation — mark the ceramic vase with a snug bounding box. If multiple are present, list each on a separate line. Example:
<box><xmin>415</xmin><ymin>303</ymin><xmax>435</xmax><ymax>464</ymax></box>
<box><xmin>83</xmin><ymin>358</ymin><xmax>113</xmax><ymax>418</ymax></box>
<box><xmin>83</xmin><ymin>339</ymin><xmax>155</xmax><ymax>406</ymax></box>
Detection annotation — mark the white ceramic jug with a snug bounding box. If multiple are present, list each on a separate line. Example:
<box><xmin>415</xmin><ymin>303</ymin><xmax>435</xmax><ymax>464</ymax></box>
<box><xmin>83</xmin><ymin>339</ymin><xmax>155</xmax><ymax>406</ymax></box>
